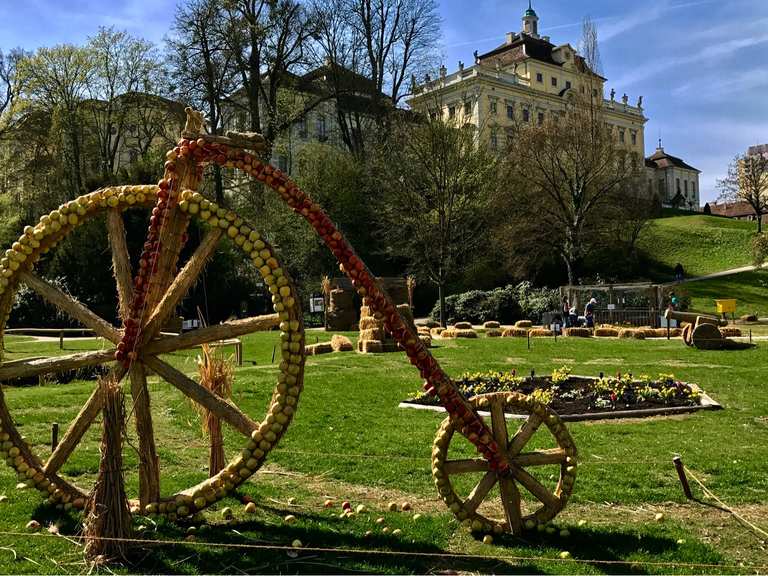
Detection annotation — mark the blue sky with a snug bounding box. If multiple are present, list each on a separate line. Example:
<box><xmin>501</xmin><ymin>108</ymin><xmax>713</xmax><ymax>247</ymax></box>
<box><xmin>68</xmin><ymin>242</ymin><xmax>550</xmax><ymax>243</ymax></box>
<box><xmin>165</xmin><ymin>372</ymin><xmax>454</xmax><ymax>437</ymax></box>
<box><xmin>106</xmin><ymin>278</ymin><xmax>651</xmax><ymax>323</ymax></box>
<box><xmin>1</xmin><ymin>0</ymin><xmax>767</xmax><ymax>202</ymax></box>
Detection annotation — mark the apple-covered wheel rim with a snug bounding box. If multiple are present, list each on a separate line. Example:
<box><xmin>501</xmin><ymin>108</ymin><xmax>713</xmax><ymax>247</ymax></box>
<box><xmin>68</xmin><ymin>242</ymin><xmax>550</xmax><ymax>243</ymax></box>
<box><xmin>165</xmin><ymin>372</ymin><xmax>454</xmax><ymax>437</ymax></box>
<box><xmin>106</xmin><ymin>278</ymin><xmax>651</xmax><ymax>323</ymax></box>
<box><xmin>432</xmin><ymin>392</ymin><xmax>577</xmax><ymax>535</ymax></box>
<box><xmin>0</xmin><ymin>186</ymin><xmax>304</xmax><ymax>519</ymax></box>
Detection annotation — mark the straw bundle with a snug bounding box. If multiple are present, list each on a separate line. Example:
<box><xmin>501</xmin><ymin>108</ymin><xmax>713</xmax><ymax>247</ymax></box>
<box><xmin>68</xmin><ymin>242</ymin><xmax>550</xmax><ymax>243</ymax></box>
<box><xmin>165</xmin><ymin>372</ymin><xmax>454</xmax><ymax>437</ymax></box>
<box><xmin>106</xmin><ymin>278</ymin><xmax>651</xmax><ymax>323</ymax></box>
<box><xmin>502</xmin><ymin>328</ymin><xmax>528</xmax><ymax>338</ymax></box>
<box><xmin>306</xmin><ymin>342</ymin><xmax>334</xmax><ymax>355</ymax></box>
<box><xmin>330</xmin><ymin>334</ymin><xmax>354</xmax><ymax>352</ymax></box>
<box><xmin>529</xmin><ymin>328</ymin><xmax>554</xmax><ymax>337</ymax></box>
<box><xmin>483</xmin><ymin>321</ymin><xmax>500</xmax><ymax>329</ymax></box>
<box><xmin>514</xmin><ymin>320</ymin><xmax>533</xmax><ymax>328</ymax></box>
<box><xmin>196</xmin><ymin>344</ymin><xmax>233</xmax><ymax>476</ymax></box>
<box><xmin>359</xmin><ymin>327</ymin><xmax>385</xmax><ymax>341</ymax></box>
<box><xmin>359</xmin><ymin>340</ymin><xmax>383</xmax><ymax>353</ymax></box>
<box><xmin>720</xmin><ymin>327</ymin><xmax>742</xmax><ymax>338</ymax></box>
<box><xmin>84</xmin><ymin>377</ymin><xmax>132</xmax><ymax>562</ymax></box>
<box><xmin>430</xmin><ymin>327</ymin><xmax>446</xmax><ymax>337</ymax></box>
<box><xmin>486</xmin><ymin>328</ymin><xmax>502</xmax><ymax>338</ymax></box>
<box><xmin>618</xmin><ymin>329</ymin><xmax>645</xmax><ymax>339</ymax></box>
<box><xmin>418</xmin><ymin>334</ymin><xmax>432</xmax><ymax>348</ymax></box>
<box><xmin>359</xmin><ymin>316</ymin><xmax>382</xmax><ymax>331</ymax></box>
<box><xmin>455</xmin><ymin>329</ymin><xmax>478</xmax><ymax>338</ymax></box>
<box><xmin>454</xmin><ymin>321</ymin><xmax>473</xmax><ymax>330</ymax></box>
<box><xmin>440</xmin><ymin>328</ymin><xmax>458</xmax><ymax>339</ymax></box>
<box><xmin>563</xmin><ymin>327</ymin><xmax>591</xmax><ymax>337</ymax></box>
<box><xmin>594</xmin><ymin>327</ymin><xmax>619</xmax><ymax>337</ymax></box>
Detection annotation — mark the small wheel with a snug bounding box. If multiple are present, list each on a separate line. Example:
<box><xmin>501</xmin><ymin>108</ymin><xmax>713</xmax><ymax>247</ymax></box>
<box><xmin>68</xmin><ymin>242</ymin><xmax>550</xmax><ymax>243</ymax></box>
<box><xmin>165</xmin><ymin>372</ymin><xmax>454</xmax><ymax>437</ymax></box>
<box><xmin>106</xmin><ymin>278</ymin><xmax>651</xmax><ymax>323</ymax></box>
<box><xmin>682</xmin><ymin>324</ymin><xmax>693</xmax><ymax>346</ymax></box>
<box><xmin>432</xmin><ymin>392</ymin><xmax>577</xmax><ymax>535</ymax></box>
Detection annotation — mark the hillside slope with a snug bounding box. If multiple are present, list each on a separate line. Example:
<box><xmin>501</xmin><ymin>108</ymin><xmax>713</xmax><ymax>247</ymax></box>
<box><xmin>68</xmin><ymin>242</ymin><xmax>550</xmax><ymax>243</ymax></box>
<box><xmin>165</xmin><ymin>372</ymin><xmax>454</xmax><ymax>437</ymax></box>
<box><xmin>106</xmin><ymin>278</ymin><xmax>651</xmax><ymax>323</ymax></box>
<box><xmin>684</xmin><ymin>269</ymin><xmax>768</xmax><ymax>318</ymax></box>
<box><xmin>636</xmin><ymin>215</ymin><xmax>755</xmax><ymax>280</ymax></box>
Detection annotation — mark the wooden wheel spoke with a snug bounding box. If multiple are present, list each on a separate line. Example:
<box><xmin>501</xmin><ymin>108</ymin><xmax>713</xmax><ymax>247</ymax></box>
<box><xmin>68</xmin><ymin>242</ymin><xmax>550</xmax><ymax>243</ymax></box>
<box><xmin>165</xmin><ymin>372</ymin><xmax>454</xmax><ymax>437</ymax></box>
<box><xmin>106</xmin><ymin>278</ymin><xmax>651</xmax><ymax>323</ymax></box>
<box><xmin>489</xmin><ymin>397</ymin><xmax>509</xmax><ymax>451</ymax></box>
<box><xmin>512</xmin><ymin>448</ymin><xmax>567</xmax><ymax>467</ymax></box>
<box><xmin>142</xmin><ymin>356</ymin><xmax>257</xmax><ymax>437</ymax></box>
<box><xmin>44</xmin><ymin>385</ymin><xmax>105</xmax><ymax>474</ymax></box>
<box><xmin>464</xmin><ymin>470</ymin><xmax>497</xmax><ymax>513</ymax></box>
<box><xmin>511</xmin><ymin>465</ymin><xmax>560</xmax><ymax>509</ymax></box>
<box><xmin>507</xmin><ymin>413</ymin><xmax>543</xmax><ymax>457</ymax></box>
<box><xmin>443</xmin><ymin>458</ymin><xmax>489</xmax><ymax>475</ymax></box>
<box><xmin>144</xmin><ymin>314</ymin><xmax>279</xmax><ymax>355</ymax></box>
<box><xmin>129</xmin><ymin>363</ymin><xmax>160</xmax><ymax>506</ymax></box>
<box><xmin>18</xmin><ymin>271</ymin><xmax>122</xmax><ymax>344</ymax></box>
<box><xmin>141</xmin><ymin>229</ymin><xmax>222</xmax><ymax>344</ymax></box>
<box><xmin>499</xmin><ymin>476</ymin><xmax>523</xmax><ymax>533</ymax></box>
<box><xmin>0</xmin><ymin>349</ymin><xmax>116</xmax><ymax>381</ymax></box>
<box><xmin>107</xmin><ymin>208</ymin><xmax>133</xmax><ymax>321</ymax></box>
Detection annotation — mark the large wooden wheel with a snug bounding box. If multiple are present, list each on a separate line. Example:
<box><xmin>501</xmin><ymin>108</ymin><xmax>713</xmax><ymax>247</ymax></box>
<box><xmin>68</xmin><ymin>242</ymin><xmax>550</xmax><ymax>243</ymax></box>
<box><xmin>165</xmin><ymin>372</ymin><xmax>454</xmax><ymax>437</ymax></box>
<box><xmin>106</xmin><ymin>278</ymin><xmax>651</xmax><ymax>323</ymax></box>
<box><xmin>0</xmin><ymin>184</ymin><xmax>304</xmax><ymax>519</ymax></box>
<box><xmin>432</xmin><ymin>392</ymin><xmax>577</xmax><ymax>535</ymax></box>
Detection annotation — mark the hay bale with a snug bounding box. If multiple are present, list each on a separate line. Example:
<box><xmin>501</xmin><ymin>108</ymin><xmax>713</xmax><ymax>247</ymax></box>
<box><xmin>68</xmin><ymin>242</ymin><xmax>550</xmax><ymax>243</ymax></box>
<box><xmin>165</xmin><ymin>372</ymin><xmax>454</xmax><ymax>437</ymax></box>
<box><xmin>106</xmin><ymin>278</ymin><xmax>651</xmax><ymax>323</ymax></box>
<box><xmin>514</xmin><ymin>320</ymin><xmax>533</xmax><ymax>328</ymax></box>
<box><xmin>359</xmin><ymin>328</ymin><xmax>385</xmax><ymax>341</ymax></box>
<box><xmin>483</xmin><ymin>321</ymin><xmax>500</xmax><ymax>329</ymax></box>
<box><xmin>358</xmin><ymin>339</ymin><xmax>383</xmax><ymax>353</ymax></box>
<box><xmin>618</xmin><ymin>329</ymin><xmax>645</xmax><ymax>339</ymax></box>
<box><xmin>330</xmin><ymin>334</ymin><xmax>354</xmax><ymax>352</ymax></box>
<box><xmin>454</xmin><ymin>321</ymin><xmax>473</xmax><ymax>330</ymax></box>
<box><xmin>502</xmin><ymin>328</ymin><xmax>529</xmax><ymax>338</ymax></box>
<box><xmin>529</xmin><ymin>328</ymin><xmax>553</xmax><ymax>337</ymax></box>
<box><xmin>430</xmin><ymin>326</ymin><xmax>446</xmax><ymax>337</ymax></box>
<box><xmin>720</xmin><ymin>327</ymin><xmax>742</xmax><ymax>338</ymax></box>
<box><xmin>440</xmin><ymin>328</ymin><xmax>458</xmax><ymax>339</ymax></box>
<box><xmin>359</xmin><ymin>316</ymin><xmax>382</xmax><ymax>331</ymax></box>
<box><xmin>594</xmin><ymin>327</ymin><xmax>619</xmax><ymax>337</ymax></box>
<box><xmin>418</xmin><ymin>334</ymin><xmax>432</xmax><ymax>348</ymax></box>
<box><xmin>486</xmin><ymin>328</ymin><xmax>502</xmax><ymax>337</ymax></box>
<box><xmin>740</xmin><ymin>314</ymin><xmax>758</xmax><ymax>322</ymax></box>
<box><xmin>563</xmin><ymin>327</ymin><xmax>591</xmax><ymax>338</ymax></box>
<box><xmin>455</xmin><ymin>329</ymin><xmax>478</xmax><ymax>338</ymax></box>
<box><xmin>306</xmin><ymin>342</ymin><xmax>334</xmax><ymax>355</ymax></box>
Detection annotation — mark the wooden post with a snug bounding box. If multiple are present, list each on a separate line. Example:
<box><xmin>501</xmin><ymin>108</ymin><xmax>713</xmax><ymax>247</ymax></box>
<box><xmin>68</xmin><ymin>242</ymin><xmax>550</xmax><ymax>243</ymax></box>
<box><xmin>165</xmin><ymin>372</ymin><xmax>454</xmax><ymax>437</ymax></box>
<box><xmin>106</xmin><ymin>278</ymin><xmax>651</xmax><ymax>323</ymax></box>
<box><xmin>59</xmin><ymin>330</ymin><xmax>64</xmax><ymax>350</ymax></box>
<box><xmin>672</xmin><ymin>456</ymin><xmax>693</xmax><ymax>500</ymax></box>
<box><xmin>51</xmin><ymin>422</ymin><xmax>59</xmax><ymax>452</ymax></box>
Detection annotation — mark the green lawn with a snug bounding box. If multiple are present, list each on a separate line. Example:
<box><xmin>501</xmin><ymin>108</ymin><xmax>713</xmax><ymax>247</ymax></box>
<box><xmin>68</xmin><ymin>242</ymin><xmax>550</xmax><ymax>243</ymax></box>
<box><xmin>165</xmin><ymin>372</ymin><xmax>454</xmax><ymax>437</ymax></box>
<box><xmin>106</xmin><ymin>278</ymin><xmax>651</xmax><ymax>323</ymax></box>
<box><xmin>0</xmin><ymin>332</ymin><xmax>766</xmax><ymax>573</ymax></box>
<box><xmin>685</xmin><ymin>269</ymin><xmax>768</xmax><ymax>318</ymax></box>
<box><xmin>637</xmin><ymin>215</ymin><xmax>755</xmax><ymax>280</ymax></box>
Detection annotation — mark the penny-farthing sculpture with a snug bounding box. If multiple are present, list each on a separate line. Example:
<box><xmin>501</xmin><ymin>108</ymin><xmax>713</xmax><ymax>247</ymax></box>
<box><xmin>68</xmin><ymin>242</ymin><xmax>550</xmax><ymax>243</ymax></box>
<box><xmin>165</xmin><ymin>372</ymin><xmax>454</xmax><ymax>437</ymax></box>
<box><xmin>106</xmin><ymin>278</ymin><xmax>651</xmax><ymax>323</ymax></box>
<box><xmin>0</xmin><ymin>109</ymin><xmax>576</xmax><ymax>533</ymax></box>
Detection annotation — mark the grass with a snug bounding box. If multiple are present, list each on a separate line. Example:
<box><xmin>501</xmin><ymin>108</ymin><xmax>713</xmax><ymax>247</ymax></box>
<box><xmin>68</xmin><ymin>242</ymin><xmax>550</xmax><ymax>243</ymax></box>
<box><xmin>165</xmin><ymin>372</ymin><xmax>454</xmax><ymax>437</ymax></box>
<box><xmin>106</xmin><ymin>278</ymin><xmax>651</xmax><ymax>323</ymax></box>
<box><xmin>0</xmin><ymin>332</ymin><xmax>766</xmax><ymax>573</ymax></box>
<box><xmin>637</xmin><ymin>215</ymin><xmax>756</xmax><ymax>280</ymax></box>
<box><xmin>684</xmin><ymin>269</ymin><xmax>768</xmax><ymax>318</ymax></box>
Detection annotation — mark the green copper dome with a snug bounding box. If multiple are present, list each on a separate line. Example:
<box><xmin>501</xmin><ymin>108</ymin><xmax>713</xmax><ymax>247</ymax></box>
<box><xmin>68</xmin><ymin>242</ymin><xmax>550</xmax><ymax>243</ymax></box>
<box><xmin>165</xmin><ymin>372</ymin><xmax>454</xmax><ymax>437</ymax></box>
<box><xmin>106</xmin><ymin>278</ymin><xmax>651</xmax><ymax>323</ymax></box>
<box><xmin>524</xmin><ymin>1</ymin><xmax>537</xmax><ymax>17</ymax></box>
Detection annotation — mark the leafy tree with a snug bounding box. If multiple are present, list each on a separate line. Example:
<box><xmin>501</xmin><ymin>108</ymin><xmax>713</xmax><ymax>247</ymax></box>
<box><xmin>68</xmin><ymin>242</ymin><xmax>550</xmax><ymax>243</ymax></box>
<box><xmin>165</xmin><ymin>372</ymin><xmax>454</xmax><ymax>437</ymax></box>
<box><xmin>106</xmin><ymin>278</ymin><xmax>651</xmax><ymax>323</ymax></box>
<box><xmin>718</xmin><ymin>152</ymin><xmax>768</xmax><ymax>233</ymax></box>
<box><xmin>372</xmin><ymin>115</ymin><xmax>500</xmax><ymax>326</ymax></box>
<box><xmin>504</xmin><ymin>94</ymin><xmax>644</xmax><ymax>285</ymax></box>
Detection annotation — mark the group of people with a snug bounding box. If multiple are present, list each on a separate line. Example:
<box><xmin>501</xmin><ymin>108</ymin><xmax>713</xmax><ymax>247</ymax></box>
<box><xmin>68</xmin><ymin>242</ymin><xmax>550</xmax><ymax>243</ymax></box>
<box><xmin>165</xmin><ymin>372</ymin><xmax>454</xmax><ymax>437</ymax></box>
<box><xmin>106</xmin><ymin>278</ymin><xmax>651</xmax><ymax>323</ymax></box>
<box><xmin>561</xmin><ymin>297</ymin><xmax>597</xmax><ymax>328</ymax></box>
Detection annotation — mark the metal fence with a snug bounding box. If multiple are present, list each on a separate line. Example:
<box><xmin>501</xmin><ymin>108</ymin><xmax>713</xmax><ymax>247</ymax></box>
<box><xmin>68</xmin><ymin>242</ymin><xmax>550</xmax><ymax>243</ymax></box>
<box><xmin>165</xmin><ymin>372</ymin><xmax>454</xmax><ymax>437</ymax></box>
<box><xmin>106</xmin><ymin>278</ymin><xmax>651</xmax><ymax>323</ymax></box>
<box><xmin>593</xmin><ymin>308</ymin><xmax>657</xmax><ymax>327</ymax></box>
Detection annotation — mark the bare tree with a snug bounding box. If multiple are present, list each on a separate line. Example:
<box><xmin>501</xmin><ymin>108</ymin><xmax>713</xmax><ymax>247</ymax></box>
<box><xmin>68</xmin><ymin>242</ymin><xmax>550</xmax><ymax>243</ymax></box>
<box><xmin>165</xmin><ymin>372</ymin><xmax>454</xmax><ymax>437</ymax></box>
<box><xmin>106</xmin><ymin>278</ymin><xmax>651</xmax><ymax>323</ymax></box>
<box><xmin>372</xmin><ymin>113</ymin><xmax>500</xmax><ymax>326</ymax></box>
<box><xmin>579</xmin><ymin>16</ymin><xmax>603</xmax><ymax>78</ymax></box>
<box><xmin>0</xmin><ymin>48</ymin><xmax>28</xmax><ymax>140</ymax></box>
<box><xmin>505</xmin><ymin>95</ymin><xmax>643</xmax><ymax>285</ymax></box>
<box><xmin>86</xmin><ymin>27</ymin><xmax>159</xmax><ymax>181</ymax></box>
<box><xmin>718</xmin><ymin>152</ymin><xmax>768</xmax><ymax>233</ymax></box>
<box><xmin>19</xmin><ymin>45</ymin><xmax>94</xmax><ymax>197</ymax></box>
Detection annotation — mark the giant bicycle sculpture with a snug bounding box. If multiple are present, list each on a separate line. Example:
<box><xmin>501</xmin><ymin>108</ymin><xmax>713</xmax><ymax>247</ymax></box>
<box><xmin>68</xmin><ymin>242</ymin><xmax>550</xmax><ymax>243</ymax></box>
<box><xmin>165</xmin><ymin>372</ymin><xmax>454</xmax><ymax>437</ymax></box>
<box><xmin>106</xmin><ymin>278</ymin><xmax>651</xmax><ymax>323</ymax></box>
<box><xmin>0</xmin><ymin>110</ymin><xmax>576</xmax><ymax>536</ymax></box>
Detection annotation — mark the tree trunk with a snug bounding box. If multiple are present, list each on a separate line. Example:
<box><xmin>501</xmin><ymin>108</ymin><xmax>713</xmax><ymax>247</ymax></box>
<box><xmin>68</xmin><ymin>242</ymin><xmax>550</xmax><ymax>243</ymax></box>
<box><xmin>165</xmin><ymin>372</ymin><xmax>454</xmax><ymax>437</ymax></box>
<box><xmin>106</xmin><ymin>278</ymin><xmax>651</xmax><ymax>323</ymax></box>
<box><xmin>757</xmin><ymin>211</ymin><xmax>763</xmax><ymax>234</ymax></box>
<box><xmin>438</xmin><ymin>282</ymin><xmax>446</xmax><ymax>327</ymax></box>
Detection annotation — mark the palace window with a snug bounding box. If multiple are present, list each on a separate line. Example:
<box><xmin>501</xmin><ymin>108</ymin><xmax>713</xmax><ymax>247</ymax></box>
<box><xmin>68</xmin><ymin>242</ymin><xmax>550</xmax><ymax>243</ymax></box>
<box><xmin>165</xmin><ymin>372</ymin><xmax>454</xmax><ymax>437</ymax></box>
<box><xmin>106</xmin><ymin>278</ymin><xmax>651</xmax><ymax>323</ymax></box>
<box><xmin>490</xmin><ymin>132</ymin><xmax>498</xmax><ymax>150</ymax></box>
<box><xmin>522</xmin><ymin>108</ymin><xmax>530</xmax><ymax>122</ymax></box>
<box><xmin>592</xmin><ymin>88</ymin><xmax>598</xmax><ymax>97</ymax></box>
<box><xmin>676</xmin><ymin>178</ymin><xmax>681</xmax><ymax>192</ymax></box>
<box><xmin>536</xmin><ymin>72</ymin><xmax>543</xmax><ymax>83</ymax></box>
<box><xmin>298</xmin><ymin>116</ymin><xmax>308</xmax><ymax>139</ymax></box>
<box><xmin>565</xmin><ymin>80</ymin><xmax>572</xmax><ymax>89</ymax></box>
<box><xmin>537</xmin><ymin>111</ymin><xmax>545</xmax><ymax>125</ymax></box>
<box><xmin>551</xmin><ymin>77</ymin><xmax>558</xmax><ymax>87</ymax></box>
<box><xmin>684</xmin><ymin>180</ymin><xmax>688</xmax><ymax>195</ymax></box>
<box><xmin>506</xmin><ymin>104</ymin><xmax>514</xmax><ymax>120</ymax></box>
<box><xmin>489</xmin><ymin>99</ymin><xmax>498</xmax><ymax>115</ymax></box>
<box><xmin>631</xmin><ymin>131</ymin><xmax>637</xmax><ymax>145</ymax></box>
<box><xmin>464</xmin><ymin>101</ymin><xmax>472</xmax><ymax>115</ymax></box>
<box><xmin>691</xmin><ymin>182</ymin><xmax>696</xmax><ymax>195</ymax></box>
<box><xmin>448</xmin><ymin>106</ymin><xmax>456</xmax><ymax>119</ymax></box>
<box><xmin>619</xmin><ymin>129</ymin><xmax>625</xmax><ymax>144</ymax></box>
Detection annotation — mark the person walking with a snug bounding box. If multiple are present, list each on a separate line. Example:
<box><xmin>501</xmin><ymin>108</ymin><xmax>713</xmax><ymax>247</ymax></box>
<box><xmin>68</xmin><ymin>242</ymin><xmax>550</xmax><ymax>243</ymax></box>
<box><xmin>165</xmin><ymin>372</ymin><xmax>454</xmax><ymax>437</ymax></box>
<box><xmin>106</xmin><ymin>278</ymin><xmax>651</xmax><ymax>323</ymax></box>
<box><xmin>562</xmin><ymin>297</ymin><xmax>571</xmax><ymax>327</ymax></box>
<box><xmin>674</xmin><ymin>263</ymin><xmax>684</xmax><ymax>282</ymax></box>
<box><xmin>584</xmin><ymin>297</ymin><xmax>597</xmax><ymax>328</ymax></box>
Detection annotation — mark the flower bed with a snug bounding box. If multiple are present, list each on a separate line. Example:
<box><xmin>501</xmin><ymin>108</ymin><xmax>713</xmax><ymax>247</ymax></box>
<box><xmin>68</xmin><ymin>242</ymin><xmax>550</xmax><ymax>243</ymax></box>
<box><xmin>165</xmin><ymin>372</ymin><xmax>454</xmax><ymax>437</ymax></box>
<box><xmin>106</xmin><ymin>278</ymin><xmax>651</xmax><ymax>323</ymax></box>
<box><xmin>402</xmin><ymin>367</ymin><xmax>719</xmax><ymax>419</ymax></box>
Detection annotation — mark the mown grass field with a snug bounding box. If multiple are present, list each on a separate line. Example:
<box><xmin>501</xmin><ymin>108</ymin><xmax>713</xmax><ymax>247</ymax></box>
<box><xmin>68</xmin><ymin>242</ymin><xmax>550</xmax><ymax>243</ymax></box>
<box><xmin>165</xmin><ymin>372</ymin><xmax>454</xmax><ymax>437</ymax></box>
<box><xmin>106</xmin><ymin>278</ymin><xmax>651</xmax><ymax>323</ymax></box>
<box><xmin>0</xmin><ymin>331</ymin><xmax>766</xmax><ymax>574</ymax></box>
<box><xmin>685</xmin><ymin>269</ymin><xmax>768</xmax><ymax>318</ymax></box>
<box><xmin>637</xmin><ymin>215</ymin><xmax>755</xmax><ymax>280</ymax></box>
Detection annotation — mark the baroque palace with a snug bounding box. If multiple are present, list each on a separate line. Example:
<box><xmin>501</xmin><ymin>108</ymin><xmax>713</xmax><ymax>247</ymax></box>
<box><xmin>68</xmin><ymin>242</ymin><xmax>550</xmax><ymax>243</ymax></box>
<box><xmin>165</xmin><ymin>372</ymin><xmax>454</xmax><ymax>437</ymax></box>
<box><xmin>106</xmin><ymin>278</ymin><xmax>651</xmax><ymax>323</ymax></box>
<box><xmin>407</xmin><ymin>2</ymin><xmax>701</xmax><ymax>210</ymax></box>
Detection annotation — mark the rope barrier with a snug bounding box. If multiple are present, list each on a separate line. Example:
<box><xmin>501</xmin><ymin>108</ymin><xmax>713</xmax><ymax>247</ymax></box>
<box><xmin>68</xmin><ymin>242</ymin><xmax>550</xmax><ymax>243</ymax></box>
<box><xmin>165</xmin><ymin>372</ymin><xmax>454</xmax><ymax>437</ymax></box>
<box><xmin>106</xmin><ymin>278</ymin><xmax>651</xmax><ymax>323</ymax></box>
<box><xmin>0</xmin><ymin>529</ymin><xmax>764</xmax><ymax>572</ymax></box>
<box><xmin>684</xmin><ymin>465</ymin><xmax>768</xmax><ymax>541</ymax></box>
